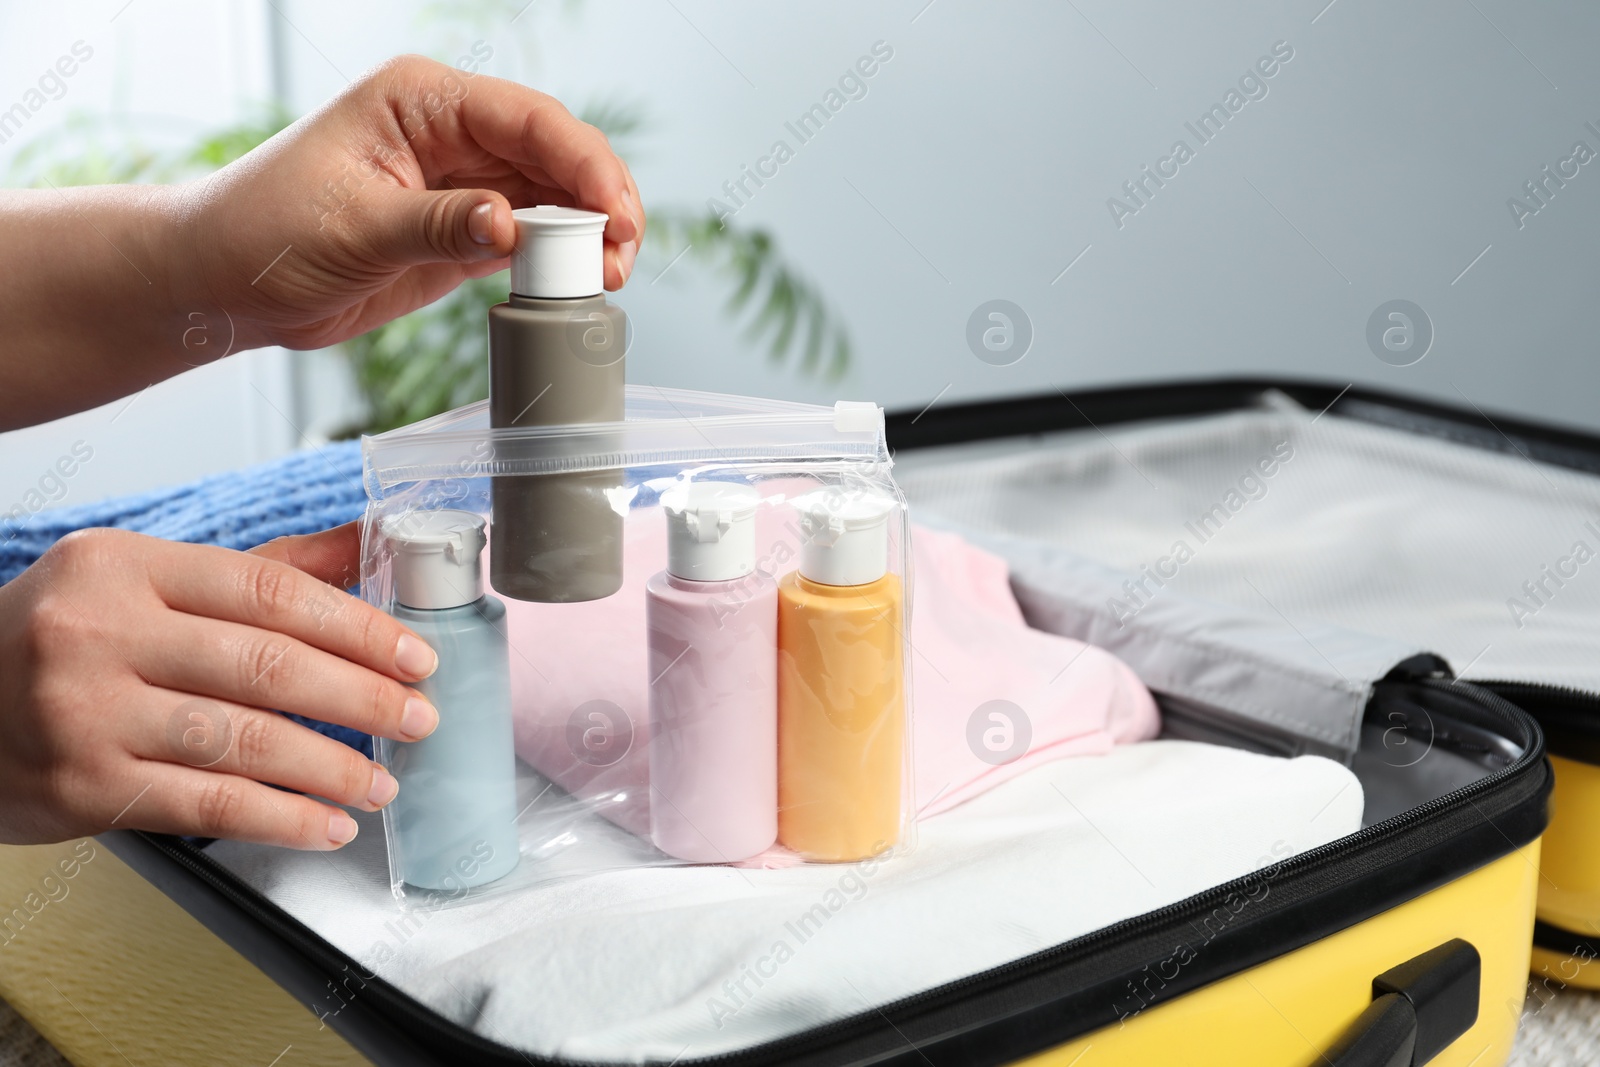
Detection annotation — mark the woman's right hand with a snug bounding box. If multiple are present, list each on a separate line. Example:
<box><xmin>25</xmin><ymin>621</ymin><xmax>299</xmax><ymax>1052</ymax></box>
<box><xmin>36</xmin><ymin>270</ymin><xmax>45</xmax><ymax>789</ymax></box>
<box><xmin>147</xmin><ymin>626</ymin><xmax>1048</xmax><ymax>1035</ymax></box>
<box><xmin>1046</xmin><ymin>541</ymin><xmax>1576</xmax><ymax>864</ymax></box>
<box><xmin>0</xmin><ymin>522</ymin><xmax>437</xmax><ymax>849</ymax></box>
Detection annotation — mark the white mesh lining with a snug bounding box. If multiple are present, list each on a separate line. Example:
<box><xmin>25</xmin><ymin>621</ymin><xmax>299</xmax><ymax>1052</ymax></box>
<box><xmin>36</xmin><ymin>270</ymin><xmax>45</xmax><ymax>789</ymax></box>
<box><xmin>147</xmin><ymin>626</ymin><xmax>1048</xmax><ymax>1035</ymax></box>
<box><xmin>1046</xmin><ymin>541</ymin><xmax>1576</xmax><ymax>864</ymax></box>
<box><xmin>896</xmin><ymin>395</ymin><xmax>1600</xmax><ymax>699</ymax></box>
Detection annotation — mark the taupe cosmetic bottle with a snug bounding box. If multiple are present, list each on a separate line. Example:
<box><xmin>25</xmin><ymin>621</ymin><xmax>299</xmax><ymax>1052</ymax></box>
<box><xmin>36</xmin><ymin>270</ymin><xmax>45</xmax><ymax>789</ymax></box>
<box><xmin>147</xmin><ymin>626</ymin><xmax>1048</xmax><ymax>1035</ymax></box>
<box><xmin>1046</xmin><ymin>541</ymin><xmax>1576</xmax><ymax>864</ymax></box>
<box><xmin>488</xmin><ymin>206</ymin><xmax>626</xmax><ymax>603</ymax></box>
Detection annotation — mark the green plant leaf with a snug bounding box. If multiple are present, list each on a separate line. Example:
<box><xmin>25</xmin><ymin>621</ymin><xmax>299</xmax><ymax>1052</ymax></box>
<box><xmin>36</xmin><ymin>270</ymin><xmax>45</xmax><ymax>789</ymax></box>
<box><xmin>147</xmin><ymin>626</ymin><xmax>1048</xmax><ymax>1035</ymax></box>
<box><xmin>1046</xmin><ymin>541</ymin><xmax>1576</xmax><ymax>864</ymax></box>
<box><xmin>647</xmin><ymin>206</ymin><xmax>852</xmax><ymax>383</ymax></box>
<box><xmin>181</xmin><ymin>105</ymin><xmax>294</xmax><ymax>170</ymax></box>
<box><xmin>6</xmin><ymin>106</ymin><xmax>292</xmax><ymax>188</ymax></box>
<box><xmin>577</xmin><ymin>98</ymin><xmax>648</xmax><ymax>153</ymax></box>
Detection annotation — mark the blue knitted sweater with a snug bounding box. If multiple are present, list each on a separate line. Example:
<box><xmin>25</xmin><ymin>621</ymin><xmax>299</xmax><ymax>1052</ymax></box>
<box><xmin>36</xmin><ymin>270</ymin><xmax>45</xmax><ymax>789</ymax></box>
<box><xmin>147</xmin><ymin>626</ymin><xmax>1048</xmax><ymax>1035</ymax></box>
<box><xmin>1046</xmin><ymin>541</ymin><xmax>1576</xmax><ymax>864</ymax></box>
<box><xmin>1</xmin><ymin>441</ymin><xmax>373</xmax><ymax>754</ymax></box>
<box><xmin>1</xmin><ymin>441</ymin><xmax>368</xmax><ymax>582</ymax></box>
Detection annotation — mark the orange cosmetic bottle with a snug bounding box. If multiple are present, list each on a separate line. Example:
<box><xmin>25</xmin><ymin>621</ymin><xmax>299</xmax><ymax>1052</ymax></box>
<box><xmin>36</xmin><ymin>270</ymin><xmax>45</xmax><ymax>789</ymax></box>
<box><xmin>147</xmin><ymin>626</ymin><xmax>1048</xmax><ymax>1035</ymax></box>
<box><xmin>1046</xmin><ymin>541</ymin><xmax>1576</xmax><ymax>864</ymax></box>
<box><xmin>777</xmin><ymin>489</ymin><xmax>904</xmax><ymax>862</ymax></box>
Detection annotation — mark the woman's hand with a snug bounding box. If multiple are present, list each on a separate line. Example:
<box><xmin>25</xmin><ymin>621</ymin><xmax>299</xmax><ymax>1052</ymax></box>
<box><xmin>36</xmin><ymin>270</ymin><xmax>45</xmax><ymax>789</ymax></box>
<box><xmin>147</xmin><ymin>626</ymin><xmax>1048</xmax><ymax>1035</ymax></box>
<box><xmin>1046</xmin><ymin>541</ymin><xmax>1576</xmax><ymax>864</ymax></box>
<box><xmin>0</xmin><ymin>522</ymin><xmax>435</xmax><ymax>849</ymax></box>
<box><xmin>0</xmin><ymin>54</ymin><xmax>644</xmax><ymax>428</ymax></box>
<box><xmin>185</xmin><ymin>53</ymin><xmax>645</xmax><ymax>353</ymax></box>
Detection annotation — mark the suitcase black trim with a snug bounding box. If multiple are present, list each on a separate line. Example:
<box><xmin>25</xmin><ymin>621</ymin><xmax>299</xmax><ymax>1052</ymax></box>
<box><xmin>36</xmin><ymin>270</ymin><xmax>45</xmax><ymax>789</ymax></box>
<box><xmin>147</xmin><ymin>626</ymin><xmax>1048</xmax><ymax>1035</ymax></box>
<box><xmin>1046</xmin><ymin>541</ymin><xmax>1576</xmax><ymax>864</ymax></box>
<box><xmin>116</xmin><ymin>675</ymin><xmax>1548</xmax><ymax>1067</ymax></box>
<box><xmin>1530</xmin><ymin>919</ymin><xmax>1600</xmax><ymax>966</ymax></box>
<box><xmin>1482</xmin><ymin>682</ymin><xmax>1600</xmax><ymax>758</ymax></box>
<box><xmin>885</xmin><ymin>376</ymin><xmax>1600</xmax><ymax>480</ymax></box>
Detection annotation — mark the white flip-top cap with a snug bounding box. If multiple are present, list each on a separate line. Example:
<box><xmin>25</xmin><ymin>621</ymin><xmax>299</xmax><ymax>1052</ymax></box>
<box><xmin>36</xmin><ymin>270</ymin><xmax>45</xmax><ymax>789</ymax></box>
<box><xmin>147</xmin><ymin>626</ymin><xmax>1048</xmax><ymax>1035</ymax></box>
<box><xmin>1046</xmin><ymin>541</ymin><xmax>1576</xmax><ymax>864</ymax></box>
<box><xmin>794</xmin><ymin>489</ymin><xmax>897</xmax><ymax>587</ymax></box>
<box><xmin>663</xmin><ymin>483</ymin><xmax>760</xmax><ymax>582</ymax></box>
<box><xmin>510</xmin><ymin>206</ymin><xmax>608</xmax><ymax>299</ymax></box>
<box><xmin>382</xmin><ymin>510</ymin><xmax>487</xmax><ymax>610</ymax></box>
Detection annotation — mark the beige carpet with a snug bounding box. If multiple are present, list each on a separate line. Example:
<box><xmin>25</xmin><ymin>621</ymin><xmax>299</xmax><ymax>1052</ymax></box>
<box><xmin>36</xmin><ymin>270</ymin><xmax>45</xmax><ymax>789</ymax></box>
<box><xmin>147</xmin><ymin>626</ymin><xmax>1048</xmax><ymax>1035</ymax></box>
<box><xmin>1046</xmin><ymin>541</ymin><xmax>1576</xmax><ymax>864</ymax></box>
<box><xmin>2</xmin><ymin>988</ymin><xmax>1594</xmax><ymax>1064</ymax></box>
<box><xmin>0</xmin><ymin>1002</ymin><xmax>66</xmax><ymax>1067</ymax></box>
<box><xmin>1506</xmin><ymin>987</ymin><xmax>1600</xmax><ymax>1066</ymax></box>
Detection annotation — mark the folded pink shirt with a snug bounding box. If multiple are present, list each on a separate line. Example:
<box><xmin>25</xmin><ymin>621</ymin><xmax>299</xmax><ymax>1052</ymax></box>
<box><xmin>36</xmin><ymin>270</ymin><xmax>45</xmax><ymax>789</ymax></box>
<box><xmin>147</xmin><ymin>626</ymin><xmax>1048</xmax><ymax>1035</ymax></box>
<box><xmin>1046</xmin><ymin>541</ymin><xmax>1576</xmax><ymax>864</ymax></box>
<box><xmin>498</xmin><ymin>504</ymin><xmax>1159</xmax><ymax>848</ymax></box>
<box><xmin>906</xmin><ymin>524</ymin><xmax>1159</xmax><ymax>816</ymax></box>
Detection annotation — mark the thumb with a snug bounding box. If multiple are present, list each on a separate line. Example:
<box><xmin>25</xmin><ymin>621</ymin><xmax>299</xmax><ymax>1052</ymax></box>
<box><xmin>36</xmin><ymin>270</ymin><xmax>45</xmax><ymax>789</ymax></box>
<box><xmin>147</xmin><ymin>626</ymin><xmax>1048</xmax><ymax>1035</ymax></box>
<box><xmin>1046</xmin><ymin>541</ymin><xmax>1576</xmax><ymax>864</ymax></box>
<box><xmin>366</xmin><ymin>187</ymin><xmax>515</xmax><ymax>267</ymax></box>
<box><xmin>249</xmin><ymin>521</ymin><xmax>362</xmax><ymax>589</ymax></box>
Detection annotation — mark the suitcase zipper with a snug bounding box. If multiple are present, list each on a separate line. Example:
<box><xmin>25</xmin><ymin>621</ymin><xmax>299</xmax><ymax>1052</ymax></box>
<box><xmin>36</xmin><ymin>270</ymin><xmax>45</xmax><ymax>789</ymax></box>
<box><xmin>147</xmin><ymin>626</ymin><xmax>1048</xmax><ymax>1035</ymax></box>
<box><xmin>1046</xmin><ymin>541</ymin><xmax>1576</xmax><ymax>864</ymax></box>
<box><xmin>131</xmin><ymin>676</ymin><xmax>1548</xmax><ymax>1067</ymax></box>
<box><xmin>1478</xmin><ymin>679</ymin><xmax>1600</xmax><ymax>762</ymax></box>
<box><xmin>1478</xmin><ymin>680</ymin><xmax>1600</xmax><ymax>717</ymax></box>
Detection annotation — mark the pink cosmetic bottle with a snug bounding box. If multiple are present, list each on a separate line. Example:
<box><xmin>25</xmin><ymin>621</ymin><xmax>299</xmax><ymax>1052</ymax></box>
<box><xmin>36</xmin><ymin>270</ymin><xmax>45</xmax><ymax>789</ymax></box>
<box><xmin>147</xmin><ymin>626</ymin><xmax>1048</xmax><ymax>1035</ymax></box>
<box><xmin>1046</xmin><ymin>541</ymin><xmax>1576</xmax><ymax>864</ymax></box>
<box><xmin>646</xmin><ymin>483</ymin><xmax>777</xmax><ymax>863</ymax></box>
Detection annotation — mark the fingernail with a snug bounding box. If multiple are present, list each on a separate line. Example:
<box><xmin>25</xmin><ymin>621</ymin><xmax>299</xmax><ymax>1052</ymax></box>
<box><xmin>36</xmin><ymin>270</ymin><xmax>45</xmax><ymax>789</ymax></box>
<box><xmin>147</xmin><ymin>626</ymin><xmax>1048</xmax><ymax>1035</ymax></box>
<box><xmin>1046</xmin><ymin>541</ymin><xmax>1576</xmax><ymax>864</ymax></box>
<box><xmin>468</xmin><ymin>201</ymin><xmax>497</xmax><ymax>245</ymax></box>
<box><xmin>328</xmin><ymin>809</ymin><xmax>359</xmax><ymax>847</ymax></box>
<box><xmin>619</xmin><ymin>240</ymin><xmax>638</xmax><ymax>282</ymax></box>
<box><xmin>395</xmin><ymin>635</ymin><xmax>437</xmax><ymax>680</ymax></box>
<box><xmin>367</xmin><ymin>765</ymin><xmax>399</xmax><ymax>809</ymax></box>
<box><xmin>401</xmin><ymin>694</ymin><xmax>439</xmax><ymax>740</ymax></box>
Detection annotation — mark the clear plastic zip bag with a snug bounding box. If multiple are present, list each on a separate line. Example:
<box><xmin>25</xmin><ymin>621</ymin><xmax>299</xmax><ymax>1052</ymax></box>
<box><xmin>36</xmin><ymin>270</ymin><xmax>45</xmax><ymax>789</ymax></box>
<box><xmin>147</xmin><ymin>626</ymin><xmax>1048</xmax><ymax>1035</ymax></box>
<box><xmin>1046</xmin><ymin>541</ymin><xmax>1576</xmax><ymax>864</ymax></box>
<box><xmin>358</xmin><ymin>388</ymin><xmax>915</xmax><ymax>907</ymax></box>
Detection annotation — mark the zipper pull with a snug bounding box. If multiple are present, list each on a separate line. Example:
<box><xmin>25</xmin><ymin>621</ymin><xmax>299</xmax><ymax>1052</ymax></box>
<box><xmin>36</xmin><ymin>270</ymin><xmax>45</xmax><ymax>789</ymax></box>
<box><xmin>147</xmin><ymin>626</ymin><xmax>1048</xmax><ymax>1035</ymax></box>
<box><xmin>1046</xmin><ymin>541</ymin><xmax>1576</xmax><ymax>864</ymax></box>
<box><xmin>1384</xmin><ymin>652</ymin><xmax>1455</xmax><ymax>682</ymax></box>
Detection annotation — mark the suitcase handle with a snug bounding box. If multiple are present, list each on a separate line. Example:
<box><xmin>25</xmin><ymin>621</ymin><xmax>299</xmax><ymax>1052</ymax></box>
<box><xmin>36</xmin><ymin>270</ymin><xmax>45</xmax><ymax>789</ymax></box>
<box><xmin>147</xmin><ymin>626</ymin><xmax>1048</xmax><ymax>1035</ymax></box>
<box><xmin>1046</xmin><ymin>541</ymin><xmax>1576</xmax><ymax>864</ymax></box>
<box><xmin>1319</xmin><ymin>939</ymin><xmax>1480</xmax><ymax>1067</ymax></box>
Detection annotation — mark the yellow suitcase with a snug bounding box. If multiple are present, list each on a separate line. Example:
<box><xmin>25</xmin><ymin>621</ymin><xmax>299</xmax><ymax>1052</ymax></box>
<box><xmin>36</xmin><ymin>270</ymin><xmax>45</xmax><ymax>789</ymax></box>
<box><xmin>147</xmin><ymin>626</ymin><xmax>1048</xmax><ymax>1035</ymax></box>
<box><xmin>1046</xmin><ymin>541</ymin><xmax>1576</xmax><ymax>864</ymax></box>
<box><xmin>0</xmin><ymin>377</ymin><xmax>1564</xmax><ymax>1066</ymax></box>
<box><xmin>1499</xmin><ymin>691</ymin><xmax>1600</xmax><ymax>993</ymax></box>
<box><xmin>0</xmin><ymin>665</ymin><xmax>1549</xmax><ymax>1066</ymax></box>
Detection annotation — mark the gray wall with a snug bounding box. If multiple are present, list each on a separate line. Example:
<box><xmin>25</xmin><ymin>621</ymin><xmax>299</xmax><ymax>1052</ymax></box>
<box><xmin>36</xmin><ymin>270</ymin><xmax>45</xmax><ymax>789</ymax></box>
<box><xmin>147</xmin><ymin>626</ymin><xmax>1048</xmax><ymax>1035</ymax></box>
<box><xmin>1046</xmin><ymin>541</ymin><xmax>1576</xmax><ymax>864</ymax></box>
<box><xmin>5</xmin><ymin>0</ymin><xmax>1597</xmax><ymax>517</ymax></box>
<box><xmin>340</xmin><ymin>0</ymin><xmax>1589</xmax><ymax>428</ymax></box>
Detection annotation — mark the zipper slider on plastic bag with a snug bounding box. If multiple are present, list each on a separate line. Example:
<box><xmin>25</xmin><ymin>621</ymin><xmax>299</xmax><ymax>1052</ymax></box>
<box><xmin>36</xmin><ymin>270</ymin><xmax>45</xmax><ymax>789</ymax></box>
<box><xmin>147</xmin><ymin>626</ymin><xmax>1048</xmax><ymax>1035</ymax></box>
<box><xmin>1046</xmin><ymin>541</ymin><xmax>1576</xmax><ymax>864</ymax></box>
<box><xmin>834</xmin><ymin>400</ymin><xmax>882</xmax><ymax>434</ymax></box>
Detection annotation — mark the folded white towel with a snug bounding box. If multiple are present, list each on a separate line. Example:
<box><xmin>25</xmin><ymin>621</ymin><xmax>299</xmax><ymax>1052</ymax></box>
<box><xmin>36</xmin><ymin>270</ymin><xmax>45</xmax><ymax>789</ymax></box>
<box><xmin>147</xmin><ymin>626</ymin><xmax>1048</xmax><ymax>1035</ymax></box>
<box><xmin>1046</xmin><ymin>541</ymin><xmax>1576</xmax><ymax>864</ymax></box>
<box><xmin>207</xmin><ymin>740</ymin><xmax>1362</xmax><ymax>1062</ymax></box>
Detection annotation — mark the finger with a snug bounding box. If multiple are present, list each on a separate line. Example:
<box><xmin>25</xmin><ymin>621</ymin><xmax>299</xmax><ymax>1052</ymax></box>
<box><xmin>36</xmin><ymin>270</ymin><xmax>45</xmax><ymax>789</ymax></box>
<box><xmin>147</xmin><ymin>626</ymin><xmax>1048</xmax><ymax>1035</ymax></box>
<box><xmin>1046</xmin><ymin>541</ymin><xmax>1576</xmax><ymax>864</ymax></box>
<box><xmin>605</xmin><ymin>239</ymin><xmax>637</xmax><ymax>292</ymax></box>
<box><xmin>148</xmin><ymin>542</ymin><xmax>438</xmax><ymax>683</ymax></box>
<box><xmin>608</xmin><ymin>166</ymin><xmax>645</xmax><ymax>290</ymax></box>
<box><xmin>116</xmin><ymin>759</ymin><xmax>361</xmax><ymax>850</ymax></box>
<box><xmin>462</xmin><ymin>255</ymin><xmax>514</xmax><ymax>279</ymax></box>
<box><xmin>440</xmin><ymin>170</ymin><xmax>567</xmax><ymax>214</ymax></box>
<box><xmin>249</xmin><ymin>522</ymin><xmax>362</xmax><ymax>589</ymax></box>
<box><xmin>133</xmin><ymin>610</ymin><xmax>438</xmax><ymax>742</ymax></box>
<box><xmin>446</xmin><ymin>76</ymin><xmax>639</xmax><ymax>245</ymax></box>
<box><xmin>623</xmin><ymin>163</ymin><xmax>645</xmax><ymax>245</ymax></box>
<box><xmin>363</xmin><ymin>185</ymin><xmax>516</xmax><ymax>267</ymax></box>
<box><xmin>424</xmin><ymin>169</ymin><xmax>571</xmax><ymax>214</ymax></box>
<box><xmin>136</xmin><ymin>687</ymin><xmax>398</xmax><ymax>813</ymax></box>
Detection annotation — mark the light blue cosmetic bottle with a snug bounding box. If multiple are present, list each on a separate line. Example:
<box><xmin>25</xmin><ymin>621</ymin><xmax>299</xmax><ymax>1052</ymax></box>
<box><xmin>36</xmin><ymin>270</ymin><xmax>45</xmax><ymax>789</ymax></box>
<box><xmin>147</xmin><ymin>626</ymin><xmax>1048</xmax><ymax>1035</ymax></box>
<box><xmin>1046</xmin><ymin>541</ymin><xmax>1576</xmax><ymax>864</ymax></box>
<box><xmin>381</xmin><ymin>510</ymin><xmax>520</xmax><ymax>893</ymax></box>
